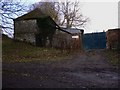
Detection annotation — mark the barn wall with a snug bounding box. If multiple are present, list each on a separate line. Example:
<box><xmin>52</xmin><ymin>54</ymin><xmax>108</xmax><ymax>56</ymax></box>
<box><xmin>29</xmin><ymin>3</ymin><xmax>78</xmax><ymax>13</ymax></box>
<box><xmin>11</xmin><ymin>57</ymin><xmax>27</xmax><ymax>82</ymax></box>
<box><xmin>15</xmin><ymin>33</ymin><xmax>36</xmax><ymax>45</ymax></box>
<box><xmin>14</xmin><ymin>20</ymin><xmax>38</xmax><ymax>33</ymax></box>
<box><xmin>106</xmin><ymin>29</ymin><xmax>120</xmax><ymax>50</ymax></box>
<box><xmin>14</xmin><ymin>20</ymin><xmax>38</xmax><ymax>44</ymax></box>
<box><xmin>52</xmin><ymin>31</ymin><xmax>82</xmax><ymax>50</ymax></box>
<box><xmin>14</xmin><ymin>19</ymin><xmax>83</xmax><ymax>49</ymax></box>
<box><xmin>52</xmin><ymin>32</ymin><xmax>72</xmax><ymax>49</ymax></box>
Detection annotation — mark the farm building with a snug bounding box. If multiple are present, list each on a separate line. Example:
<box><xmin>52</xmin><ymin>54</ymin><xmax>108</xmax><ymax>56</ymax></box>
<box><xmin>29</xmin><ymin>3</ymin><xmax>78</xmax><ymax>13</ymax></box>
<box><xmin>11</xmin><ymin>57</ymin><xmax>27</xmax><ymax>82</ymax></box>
<box><xmin>106</xmin><ymin>28</ymin><xmax>120</xmax><ymax>50</ymax></box>
<box><xmin>52</xmin><ymin>28</ymin><xmax>84</xmax><ymax>50</ymax></box>
<box><xmin>14</xmin><ymin>8</ymin><xmax>59</xmax><ymax>47</ymax></box>
<box><xmin>14</xmin><ymin>8</ymin><xmax>84</xmax><ymax>50</ymax></box>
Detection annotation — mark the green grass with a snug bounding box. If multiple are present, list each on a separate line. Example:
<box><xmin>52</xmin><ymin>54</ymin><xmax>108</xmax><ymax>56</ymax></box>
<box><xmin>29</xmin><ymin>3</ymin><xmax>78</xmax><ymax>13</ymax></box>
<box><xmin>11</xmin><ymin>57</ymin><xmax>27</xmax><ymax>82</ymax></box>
<box><xmin>2</xmin><ymin>35</ymin><xmax>72</xmax><ymax>63</ymax></box>
<box><xmin>104</xmin><ymin>50</ymin><xmax>120</xmax><ymax>66</ymax></box>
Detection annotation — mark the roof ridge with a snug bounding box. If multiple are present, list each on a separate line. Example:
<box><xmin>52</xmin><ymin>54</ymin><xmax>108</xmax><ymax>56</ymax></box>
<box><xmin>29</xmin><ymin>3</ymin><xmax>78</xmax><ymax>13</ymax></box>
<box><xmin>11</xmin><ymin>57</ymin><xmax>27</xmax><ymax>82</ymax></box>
<box><xmin>14</xmin><ymin>8</ymin><xmax>47</xmax><ymax>20</ymax></box>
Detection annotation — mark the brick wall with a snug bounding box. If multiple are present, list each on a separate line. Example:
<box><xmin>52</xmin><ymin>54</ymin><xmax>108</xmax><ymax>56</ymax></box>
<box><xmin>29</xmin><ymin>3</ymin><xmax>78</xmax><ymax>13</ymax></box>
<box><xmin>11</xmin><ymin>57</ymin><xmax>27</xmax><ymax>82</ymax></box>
<box><xmin>106</xmin><ymin>29</ymin><xmax>120</xmax><ymax>50</ymax></box>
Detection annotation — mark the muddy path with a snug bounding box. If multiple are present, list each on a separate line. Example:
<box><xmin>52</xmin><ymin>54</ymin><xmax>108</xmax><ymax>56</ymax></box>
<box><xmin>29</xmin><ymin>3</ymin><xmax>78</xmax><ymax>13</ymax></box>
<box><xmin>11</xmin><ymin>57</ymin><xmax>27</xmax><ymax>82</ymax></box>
<box><xmin>2</xmin><ymin>50</ymin><xmax>119</xmax><ymax>88</ymax></box>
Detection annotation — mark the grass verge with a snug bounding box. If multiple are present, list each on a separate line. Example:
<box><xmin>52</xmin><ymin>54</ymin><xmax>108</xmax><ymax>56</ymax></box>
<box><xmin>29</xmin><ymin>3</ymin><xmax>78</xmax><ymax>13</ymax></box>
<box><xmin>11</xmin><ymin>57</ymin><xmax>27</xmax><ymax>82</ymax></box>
<box><xmin>2</xmin><ymin>35</ymin><xmax>72</xmax><ymax>63</ymax></box>
<box><xmin>104</xmin><ymin>49</ymin><xmax>120</xmax><ymax>66</ymax></box>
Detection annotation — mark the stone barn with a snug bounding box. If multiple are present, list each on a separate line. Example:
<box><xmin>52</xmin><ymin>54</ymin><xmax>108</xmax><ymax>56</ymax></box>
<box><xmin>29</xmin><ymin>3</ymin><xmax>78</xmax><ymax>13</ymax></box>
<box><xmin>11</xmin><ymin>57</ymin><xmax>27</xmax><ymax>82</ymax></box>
<box><xmin>14</xmin><ymin>8</ymin><xmax>61</xmax><ymax>47</ymax></box>
<box><xmin>106</xmin><ymin>28</ymin><xmax>120</xmax><ymax>50</ymax></box>
<box><xmin>14</xmin><ymin>8</ymin><xmax>84</xmax><ymax>50</ymax></box>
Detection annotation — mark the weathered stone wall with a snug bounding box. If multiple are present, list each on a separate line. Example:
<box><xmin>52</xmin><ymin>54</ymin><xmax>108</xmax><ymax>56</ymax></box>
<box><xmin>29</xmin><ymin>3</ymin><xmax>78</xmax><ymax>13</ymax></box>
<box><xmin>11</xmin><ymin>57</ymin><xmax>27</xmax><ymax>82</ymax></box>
<box><xmin>52</xmin><ymin>31</ymin><xmax>82</xmax><ymax>50</ymax></box>
<box><xmin>106</xmin><ymin>29</ymin><xmax>120</xmax><ymax>50</ymax></box>
<box><xmin>14</xmin><ymin>19</ymin><xmax>83</xmax><ymax>49</ymax></box>
<box><xmin>15</xmin><ymin>33</ymin><xmax>36</xmax><ymax>45</ymax></box>
<box><xmin>14</xmin><ymin>20</ymin><xmax>38</xmax><ymax>33</ymax></box>
<box><xmin>52</xmin><ymin>31</ymin><xmax>72</xmax><ymax>49</ymax></box>
<box><xmin>14</xmin><ymin>20</ymin><xmax>38</xmax><ymax>45</ymax></box>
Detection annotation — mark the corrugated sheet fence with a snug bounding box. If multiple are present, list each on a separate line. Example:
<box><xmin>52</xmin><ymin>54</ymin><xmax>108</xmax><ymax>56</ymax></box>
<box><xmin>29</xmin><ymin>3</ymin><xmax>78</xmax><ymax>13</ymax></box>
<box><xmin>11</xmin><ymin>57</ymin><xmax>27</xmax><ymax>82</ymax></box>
<box><xmin>83</xmin><ymin>32</ymin><xmax>106</xmax><ymax>49</ymax></box>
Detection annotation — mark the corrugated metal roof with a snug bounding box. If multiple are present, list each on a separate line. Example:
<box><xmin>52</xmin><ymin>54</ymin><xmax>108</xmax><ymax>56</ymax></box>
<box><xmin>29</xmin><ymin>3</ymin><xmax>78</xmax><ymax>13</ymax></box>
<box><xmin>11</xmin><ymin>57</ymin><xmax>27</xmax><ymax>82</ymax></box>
<box><xmin>62</xmin><ymin>28</ymin><xmax>84</xmax><ymax>34</ymax></box>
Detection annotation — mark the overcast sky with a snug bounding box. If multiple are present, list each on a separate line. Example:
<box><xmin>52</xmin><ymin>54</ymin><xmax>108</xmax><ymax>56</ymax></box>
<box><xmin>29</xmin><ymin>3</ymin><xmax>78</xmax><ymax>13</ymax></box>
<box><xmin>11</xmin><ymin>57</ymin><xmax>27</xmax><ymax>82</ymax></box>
<box><xmin>81</xmin><ymin>2</ymin><xmax>118</xmax><ymax>33</ymax></box>
<box><xmin>24</xmin><ymin>0</ymin><xmax>119</xmax><ymax>33</ymax></box>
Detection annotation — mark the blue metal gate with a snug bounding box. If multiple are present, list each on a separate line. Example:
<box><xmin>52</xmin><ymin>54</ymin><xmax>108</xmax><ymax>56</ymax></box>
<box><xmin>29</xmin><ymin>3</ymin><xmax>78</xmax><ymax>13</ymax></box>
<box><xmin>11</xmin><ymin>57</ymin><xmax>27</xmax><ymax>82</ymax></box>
<box><xmin>83</xmin><ymin>32</ymin><xmax>106</xmax><ymax>49</ymax></box>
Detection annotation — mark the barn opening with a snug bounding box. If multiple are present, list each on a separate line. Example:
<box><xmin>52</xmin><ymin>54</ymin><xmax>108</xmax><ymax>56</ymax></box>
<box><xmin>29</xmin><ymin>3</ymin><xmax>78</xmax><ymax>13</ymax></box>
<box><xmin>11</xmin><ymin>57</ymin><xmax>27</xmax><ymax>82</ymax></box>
<box><xmin>35</xmin><ymin>17</ymin><xmax>56</xmax><ymax>47</ymax></box>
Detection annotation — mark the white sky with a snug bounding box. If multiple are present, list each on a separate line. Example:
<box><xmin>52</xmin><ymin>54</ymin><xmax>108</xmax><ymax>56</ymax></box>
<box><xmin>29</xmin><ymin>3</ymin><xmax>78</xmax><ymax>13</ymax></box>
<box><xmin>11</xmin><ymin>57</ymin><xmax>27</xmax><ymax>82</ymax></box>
<box><xmin>25</xmin><ymin>0</ymin><xmax>119</xmax><ymax>33</ymax></box>
<box><xmin>81</xmin><ymin>2</ymin><xmax>118</xmax><ymax>33</ymax></box>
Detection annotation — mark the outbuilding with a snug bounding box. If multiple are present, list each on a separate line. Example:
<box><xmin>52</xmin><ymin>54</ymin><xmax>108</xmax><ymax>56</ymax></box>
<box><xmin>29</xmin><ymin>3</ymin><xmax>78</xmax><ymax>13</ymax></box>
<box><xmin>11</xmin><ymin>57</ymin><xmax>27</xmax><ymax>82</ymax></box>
<box><xmin>14</xmin><ymin>8</ymin><xmax>84</xmax><ymax>50</ymax></box>
<box><xmin>52</xmin><ymin>28</ymin><xmax>84</xmax><ymax>50</ymax></box>
<box><xmin>14</xmin><ymin>8</ymin><xmax>60</xmax><ymax>47</ymax></box>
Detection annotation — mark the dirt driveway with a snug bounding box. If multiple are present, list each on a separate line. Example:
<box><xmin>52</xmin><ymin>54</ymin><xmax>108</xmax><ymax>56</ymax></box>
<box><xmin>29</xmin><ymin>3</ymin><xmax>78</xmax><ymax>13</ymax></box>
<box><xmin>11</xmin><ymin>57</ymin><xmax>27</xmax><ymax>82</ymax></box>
<box><xmin>2</xmin><ymin>50</ymin><xmax>119</xmax><ymax>88</ymax></box>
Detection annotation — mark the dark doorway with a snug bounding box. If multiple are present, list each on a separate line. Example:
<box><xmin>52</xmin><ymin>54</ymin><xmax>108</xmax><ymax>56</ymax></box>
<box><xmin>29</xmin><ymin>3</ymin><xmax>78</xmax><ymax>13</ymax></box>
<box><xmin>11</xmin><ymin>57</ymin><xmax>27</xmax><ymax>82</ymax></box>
<box><xmin>35</xmin><ymin>17</ymin><xmax>56</xmax><ymax>47</ymax></box>
<box><xmin>35</xmin><ymin>34</ymin><xmax>43</xmax><ymax>47</ymax></box>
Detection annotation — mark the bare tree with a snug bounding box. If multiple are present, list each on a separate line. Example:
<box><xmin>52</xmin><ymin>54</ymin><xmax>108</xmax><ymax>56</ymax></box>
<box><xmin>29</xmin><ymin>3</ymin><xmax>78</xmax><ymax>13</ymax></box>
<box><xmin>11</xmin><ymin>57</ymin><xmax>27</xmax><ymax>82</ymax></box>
<box><xmin>30</xmin><ymin>1</ymin><xmax>89</xmax><ymax>29</ymax></box>
<box><xmin>58</xmin><ymin>0</ymin><xmax>89</xmax><ymax>28</ymax></box>
<box><xmin>0</xmin><ymin>0</ymin><xmax>28</xmax><ymax>37</ymax></box>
